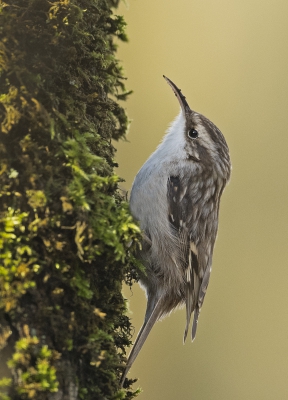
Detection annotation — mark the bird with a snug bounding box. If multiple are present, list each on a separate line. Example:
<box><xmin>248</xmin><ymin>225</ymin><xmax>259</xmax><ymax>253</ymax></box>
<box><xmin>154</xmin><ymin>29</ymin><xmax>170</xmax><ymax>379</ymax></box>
<box><xmin>120</xmin><ymin>76</ymin><xmax>231</xmax><ymax>387</ymax></box>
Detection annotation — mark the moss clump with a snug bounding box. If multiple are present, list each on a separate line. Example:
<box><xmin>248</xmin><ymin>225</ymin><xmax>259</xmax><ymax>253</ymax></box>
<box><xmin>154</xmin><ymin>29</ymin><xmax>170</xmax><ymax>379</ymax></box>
<box><xmin>0</xmin><ymin>0</ymin><xmax>140</xmax><ymax>399</ymax></box>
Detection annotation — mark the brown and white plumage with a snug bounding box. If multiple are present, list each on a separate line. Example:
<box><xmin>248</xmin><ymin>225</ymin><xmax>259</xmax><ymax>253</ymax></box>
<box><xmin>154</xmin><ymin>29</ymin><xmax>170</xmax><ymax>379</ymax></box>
<box><xmin>120</xmin><ymin>76</ymin><xmax>231</xmax><ymax>387</ymax></box>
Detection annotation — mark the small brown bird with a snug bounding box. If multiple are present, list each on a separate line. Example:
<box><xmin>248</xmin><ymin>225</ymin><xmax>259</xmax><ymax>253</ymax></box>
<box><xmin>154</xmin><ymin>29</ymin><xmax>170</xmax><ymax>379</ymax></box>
<box><xmin>121</xmin><ymin>76</ymin><xmax>231</xmax><ymax>386</ymax></box>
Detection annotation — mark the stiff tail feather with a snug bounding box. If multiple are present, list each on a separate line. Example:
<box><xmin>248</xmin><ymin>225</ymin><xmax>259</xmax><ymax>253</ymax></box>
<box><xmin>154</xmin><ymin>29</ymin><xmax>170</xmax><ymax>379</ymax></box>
<box><xmin>120</xmin><ymin>297</ymin><xmax>163</xmax><ymax>387</ymax></box>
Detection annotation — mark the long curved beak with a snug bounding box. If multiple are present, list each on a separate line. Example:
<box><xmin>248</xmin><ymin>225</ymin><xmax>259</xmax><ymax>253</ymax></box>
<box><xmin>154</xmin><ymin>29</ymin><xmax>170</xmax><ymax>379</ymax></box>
<box><xmin>163</xmin><ymin>75</ymin><xmax>191</xmax><ymax>114</ymax></box>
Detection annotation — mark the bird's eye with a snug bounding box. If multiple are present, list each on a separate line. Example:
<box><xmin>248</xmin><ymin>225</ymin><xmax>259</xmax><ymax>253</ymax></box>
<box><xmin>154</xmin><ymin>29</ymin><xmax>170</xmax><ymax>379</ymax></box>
<box><xmin>188</xmin><ymin>129</ymin><xmax>199</xmax><ymax>139</ymax></box>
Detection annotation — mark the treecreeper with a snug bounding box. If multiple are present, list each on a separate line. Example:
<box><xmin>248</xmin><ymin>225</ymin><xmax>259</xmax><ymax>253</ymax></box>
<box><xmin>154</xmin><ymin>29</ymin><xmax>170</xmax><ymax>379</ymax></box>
<box><xmin>120</xmin><ymin>76</ymin><xmax>231</xmax><ymax>387</ymax></box>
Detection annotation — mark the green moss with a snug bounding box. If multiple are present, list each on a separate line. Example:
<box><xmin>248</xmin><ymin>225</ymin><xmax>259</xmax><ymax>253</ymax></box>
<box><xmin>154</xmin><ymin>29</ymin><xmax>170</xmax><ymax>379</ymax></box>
<box><xmin>0</xmin><ymin>0</ymin><xmax>140</xmax><ymax>398</ymax></box>
<box><xmin>7</xmin><ymin>334</ymin><xmax>59</xmax><ymax>398</ymax></box>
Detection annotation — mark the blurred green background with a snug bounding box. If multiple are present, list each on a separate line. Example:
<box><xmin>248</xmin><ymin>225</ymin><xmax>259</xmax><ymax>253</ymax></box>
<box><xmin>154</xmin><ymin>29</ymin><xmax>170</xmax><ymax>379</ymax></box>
<box><xmin>115</xmin><ymin>0</ymin><xmax>288</xmax><ymax>399</ymax></box>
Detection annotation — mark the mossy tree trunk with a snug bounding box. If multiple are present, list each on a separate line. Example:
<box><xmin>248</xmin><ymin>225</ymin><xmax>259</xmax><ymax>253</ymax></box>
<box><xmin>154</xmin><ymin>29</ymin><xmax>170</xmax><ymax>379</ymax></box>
<box><xmin>0</xmin><ymin>1</ymin><xmax>140</xmax><ymax>399</ymax></box>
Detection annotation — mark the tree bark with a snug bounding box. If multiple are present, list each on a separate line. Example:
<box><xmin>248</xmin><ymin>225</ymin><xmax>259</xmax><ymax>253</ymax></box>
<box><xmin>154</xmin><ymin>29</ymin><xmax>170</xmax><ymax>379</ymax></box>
<box><xmin>0</xmin><ymin>1</ymin><xmax>140</xmax><ymax>399</ymax></box>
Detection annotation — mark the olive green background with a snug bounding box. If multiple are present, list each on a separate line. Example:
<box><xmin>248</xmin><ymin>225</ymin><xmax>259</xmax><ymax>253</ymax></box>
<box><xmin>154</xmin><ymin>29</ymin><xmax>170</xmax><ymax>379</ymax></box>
<box><xmin>115</xmin><ymin>0</ymin><xmax>288</xmax><ymax>399</ymax></box>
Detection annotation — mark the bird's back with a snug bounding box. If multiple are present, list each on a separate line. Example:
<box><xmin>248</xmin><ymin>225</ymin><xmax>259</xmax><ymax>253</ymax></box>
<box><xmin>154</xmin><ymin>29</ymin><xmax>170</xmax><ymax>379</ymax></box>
<box><xmin>130</xmin><ymin>149</ymin><xmax>224</xmax><ymax>321</ymax></box>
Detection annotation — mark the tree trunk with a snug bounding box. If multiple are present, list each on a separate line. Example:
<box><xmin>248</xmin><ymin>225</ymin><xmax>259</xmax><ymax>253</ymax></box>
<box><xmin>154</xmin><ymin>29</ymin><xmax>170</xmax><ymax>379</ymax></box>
<box><xmin>0</xmin><ymin>1</ymin><xmax>140</xmax><ymax>399</ymax></box>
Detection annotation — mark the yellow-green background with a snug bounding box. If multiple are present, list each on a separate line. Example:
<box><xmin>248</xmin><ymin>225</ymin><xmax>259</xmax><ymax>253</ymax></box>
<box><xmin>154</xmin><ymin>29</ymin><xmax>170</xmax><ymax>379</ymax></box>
<box><xmin>115</xmin><ymin>0</ymin><xmax>288</xmax><ymax>399</ymax></box>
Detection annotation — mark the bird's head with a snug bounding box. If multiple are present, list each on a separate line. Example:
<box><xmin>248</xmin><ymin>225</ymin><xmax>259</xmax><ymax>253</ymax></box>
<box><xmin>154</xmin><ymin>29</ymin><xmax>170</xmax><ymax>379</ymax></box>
<box><xmin>163</xmin><ymin>76</ymin><xmax>231</xmax><ymax>180</ymax></box>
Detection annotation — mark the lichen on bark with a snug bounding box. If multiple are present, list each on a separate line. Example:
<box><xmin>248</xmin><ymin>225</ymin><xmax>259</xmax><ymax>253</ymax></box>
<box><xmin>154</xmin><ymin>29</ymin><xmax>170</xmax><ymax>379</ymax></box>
<box><xmin>0</xmin><ymin>0</ymin><xmax>140</xmax><ymax>399</ymax></box>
